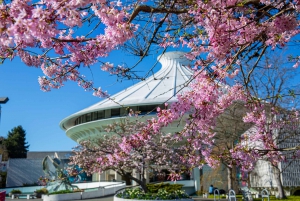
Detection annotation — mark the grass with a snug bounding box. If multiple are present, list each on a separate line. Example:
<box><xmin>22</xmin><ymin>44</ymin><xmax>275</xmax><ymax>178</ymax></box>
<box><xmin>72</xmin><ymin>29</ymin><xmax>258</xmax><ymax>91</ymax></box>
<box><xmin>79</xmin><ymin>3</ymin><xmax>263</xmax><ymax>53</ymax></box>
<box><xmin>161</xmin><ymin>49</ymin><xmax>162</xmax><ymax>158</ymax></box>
<box><xmin>257</xmin><ymin>196</ymin><xmax>300</xmax><ymax>201</ymax></box>
<box><xmin>206</xmin><ymin>194</ymin><xmax>300</xmax><ymax>201</ymax></box>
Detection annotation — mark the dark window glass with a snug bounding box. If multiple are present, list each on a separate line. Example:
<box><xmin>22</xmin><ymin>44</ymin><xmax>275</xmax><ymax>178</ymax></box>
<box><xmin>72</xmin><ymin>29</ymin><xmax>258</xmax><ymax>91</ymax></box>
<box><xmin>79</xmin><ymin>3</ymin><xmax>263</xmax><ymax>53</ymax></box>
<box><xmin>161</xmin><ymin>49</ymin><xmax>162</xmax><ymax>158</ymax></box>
<box><xmin>92</xmin><ymin>112</ymin><xmax>98</xmax><ymax>120</ymax></box>
<box><xmin>86</xmin><ymin>113</ymin><xmax>91</xmax><ymax>122</ymax></box>
<box><xmin>82</xmin><ymin>115</ymin><xmax>86</xmax><ymax>123</ymax></box>
<box><xmin>139</xmin><ymin>105</ymin><xmax>157</xmax><ymax>114</ymax></box>
<box><xmin>111</xmin><ymin>108</ymin><xmax>120</xmax><ymax>117</ymax></box>
<box><xmin>98</xmin><ymin>111</ymin><xmax>105</xmax><ymax>119</ymax></box>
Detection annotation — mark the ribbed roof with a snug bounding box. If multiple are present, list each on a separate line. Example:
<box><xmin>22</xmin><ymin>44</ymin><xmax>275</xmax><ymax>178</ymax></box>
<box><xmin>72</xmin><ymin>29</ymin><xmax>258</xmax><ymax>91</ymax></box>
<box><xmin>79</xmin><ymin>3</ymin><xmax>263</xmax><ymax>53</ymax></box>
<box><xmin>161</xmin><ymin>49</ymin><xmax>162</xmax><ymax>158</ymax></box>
<box><xmin>60</xmin><ymin>51</ymin><xmax>193</xmax><ymax>130</ymax></box>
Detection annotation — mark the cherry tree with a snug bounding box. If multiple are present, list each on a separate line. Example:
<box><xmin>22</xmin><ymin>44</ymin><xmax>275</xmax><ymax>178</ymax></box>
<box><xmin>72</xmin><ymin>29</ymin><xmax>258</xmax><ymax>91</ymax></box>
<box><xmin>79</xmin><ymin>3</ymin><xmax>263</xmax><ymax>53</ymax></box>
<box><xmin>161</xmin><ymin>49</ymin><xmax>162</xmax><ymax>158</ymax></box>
<box><xmin>69</xmin><ymin>118</ymin><xmax>193</xmax><ymax>192</ymax></box>
<box><xmin>1</xmin><ymin>0</ymin><xmax>300</xmax><ymax>196</ymax></box>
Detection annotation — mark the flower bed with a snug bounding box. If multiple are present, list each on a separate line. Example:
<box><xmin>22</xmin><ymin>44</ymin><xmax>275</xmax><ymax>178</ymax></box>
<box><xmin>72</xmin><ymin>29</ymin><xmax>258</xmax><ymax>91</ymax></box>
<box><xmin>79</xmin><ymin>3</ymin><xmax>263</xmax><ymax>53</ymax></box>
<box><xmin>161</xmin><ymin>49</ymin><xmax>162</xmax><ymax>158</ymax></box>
<box><xmin>115</xmin><ymin>188</ymin><xmax>191</xmax><ymax>200</ymax></box>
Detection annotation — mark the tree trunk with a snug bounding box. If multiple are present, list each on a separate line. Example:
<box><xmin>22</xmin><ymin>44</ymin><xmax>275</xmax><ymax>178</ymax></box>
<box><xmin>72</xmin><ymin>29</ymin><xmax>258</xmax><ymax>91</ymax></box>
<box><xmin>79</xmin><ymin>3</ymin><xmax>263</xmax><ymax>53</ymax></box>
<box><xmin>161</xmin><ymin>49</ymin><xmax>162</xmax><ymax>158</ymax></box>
<box><xmin>120</xmin><ymin>171</ymin><xmax>148</xmax><ymax>193</ymax></box>
<box><xmin>273</xmin><ymin>166</ymin><xmax>286</xmax><ymax>199</ymax></box>
<box><xmin>247</xmin><ymin>171</ymin><xmax>251</xmax><ymax>188</ymax></box>
<box><xmin>227</xmin><ymin>166</ymin><xmax>239</xmax><ymax>193</ymax></box>
<box><xmin>227</xmin><ymin>167</ymin><xmax>233</xmax><ymax>191</ymax></box>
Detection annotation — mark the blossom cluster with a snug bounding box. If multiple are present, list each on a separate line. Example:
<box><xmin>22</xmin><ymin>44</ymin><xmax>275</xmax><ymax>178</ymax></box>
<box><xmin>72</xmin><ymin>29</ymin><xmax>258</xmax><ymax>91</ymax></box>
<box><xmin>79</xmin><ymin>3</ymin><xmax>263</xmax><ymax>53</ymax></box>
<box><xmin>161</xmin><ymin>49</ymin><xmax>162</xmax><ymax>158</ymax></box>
<box><xmin>0</xmin><ymin>0</ymin><xmax>137</xmax><ymax>93</ymax></box>
<box><xmin>0</xmin><ymin>0</ymin><xmax>299</xmax><ymax>94</ymax></box>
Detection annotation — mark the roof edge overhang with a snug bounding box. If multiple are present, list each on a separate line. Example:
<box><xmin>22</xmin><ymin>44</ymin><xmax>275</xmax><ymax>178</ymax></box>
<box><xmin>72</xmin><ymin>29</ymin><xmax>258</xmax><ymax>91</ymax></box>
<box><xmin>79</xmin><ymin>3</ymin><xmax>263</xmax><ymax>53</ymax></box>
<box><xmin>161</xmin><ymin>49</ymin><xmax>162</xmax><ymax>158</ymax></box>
<box><xmin>60</xmin><ymin>51</ymin><xmax>192</xmax><ymax>131</ymax></box>
<box><xmin>59</xmin><ymin>100</ymin><xmax>178</xmax><ymax>131</ymax></box>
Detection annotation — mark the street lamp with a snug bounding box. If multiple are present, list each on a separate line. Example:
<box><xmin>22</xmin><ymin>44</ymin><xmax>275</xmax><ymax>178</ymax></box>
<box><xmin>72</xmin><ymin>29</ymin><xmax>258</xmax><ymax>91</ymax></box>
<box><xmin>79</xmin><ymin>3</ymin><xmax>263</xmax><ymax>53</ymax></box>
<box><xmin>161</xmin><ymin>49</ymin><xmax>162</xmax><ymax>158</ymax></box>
<box><xmin>0</xmin><ymin>97</ymin><xmax>9</xmax><ymax>124</ymax></box>
<box><xmin>0</xmin><ymin>97</ymin><xmax>9</xmax><ymax>104</ymax></box>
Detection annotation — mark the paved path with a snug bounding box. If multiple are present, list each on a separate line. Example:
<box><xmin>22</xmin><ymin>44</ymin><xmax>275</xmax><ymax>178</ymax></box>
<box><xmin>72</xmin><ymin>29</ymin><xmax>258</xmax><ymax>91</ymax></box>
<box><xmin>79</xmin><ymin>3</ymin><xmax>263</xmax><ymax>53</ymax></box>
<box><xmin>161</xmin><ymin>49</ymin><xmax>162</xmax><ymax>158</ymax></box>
<box><xmin>4</xmin><ymin>195</ymin><xmax>229</xmax><ymax>201</ymax></box>
<box><xmin>5</xmin><ymin>195</ymin><xmax>115</xmax><ymax>201</ymax></box>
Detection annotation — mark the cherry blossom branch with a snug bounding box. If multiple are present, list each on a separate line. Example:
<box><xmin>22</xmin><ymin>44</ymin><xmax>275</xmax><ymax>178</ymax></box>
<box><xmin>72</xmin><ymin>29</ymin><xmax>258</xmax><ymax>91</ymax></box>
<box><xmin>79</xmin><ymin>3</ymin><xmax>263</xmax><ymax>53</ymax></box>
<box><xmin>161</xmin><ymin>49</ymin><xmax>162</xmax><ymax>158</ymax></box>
<box><xmin>128</xmin><ymin>5</ymin><xmax>188</xmax><ymax>23</ymax></box>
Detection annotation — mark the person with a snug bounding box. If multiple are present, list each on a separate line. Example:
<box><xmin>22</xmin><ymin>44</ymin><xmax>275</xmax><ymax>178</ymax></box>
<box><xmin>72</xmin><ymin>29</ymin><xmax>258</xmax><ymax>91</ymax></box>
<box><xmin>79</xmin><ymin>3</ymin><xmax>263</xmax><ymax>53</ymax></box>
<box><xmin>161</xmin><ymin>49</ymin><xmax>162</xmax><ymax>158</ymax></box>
<box><xmin>209</xmin><ymin>185</ymin><xmax>214</xmax><ymax>195</ymax></box>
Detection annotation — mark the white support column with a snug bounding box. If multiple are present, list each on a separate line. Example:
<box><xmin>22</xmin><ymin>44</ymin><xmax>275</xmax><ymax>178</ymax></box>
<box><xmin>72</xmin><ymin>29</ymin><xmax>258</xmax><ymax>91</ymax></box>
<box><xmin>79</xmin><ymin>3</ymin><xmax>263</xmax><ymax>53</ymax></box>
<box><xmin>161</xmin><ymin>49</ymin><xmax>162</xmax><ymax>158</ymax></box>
<box><xmin>99</xmin><ymin>171</ymin><xmax>106</xmax><ymax>181</ymax></box>
<box><xmin>193</xmin><ymin>167</ymin><xmax>200</xmax><ymax>192</ymax></box>
<box><xmin>132</xmin><ymin>169</ymin><xmax>140</xmax><ymax>186</ymax></box>
<box><xmin>145</xmin><ymin>168</ymin><xmax>150</xmax><ymax>184</ymax></box>
<box><xmin>115</xmin><ymin>171</ymin><xmax>122</xmax><ymax>181</ymax></box>
<box><xmin>92</xmin><ymin>172</ymin><xmax>100</xmax><ymax>181</ymax></box>
<box><xmin>144</xmin><ymin>162</ymin><xmax>150</xmax><ymax>184</ymax></box>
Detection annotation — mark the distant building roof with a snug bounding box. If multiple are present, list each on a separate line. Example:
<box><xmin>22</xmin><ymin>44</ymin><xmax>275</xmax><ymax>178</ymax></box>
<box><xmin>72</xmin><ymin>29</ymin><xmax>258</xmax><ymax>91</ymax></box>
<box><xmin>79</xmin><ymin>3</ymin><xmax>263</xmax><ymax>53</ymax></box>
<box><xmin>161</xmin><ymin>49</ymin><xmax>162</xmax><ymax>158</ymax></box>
<box><xmin>27</xmin><ymin>151</ymin><xmax>72</xmax><ymax>159</ymax></box>
<box><xmin>6</xmin><ymin>159</ymin><xmax>44</xmax><ymax>187</ymax></box>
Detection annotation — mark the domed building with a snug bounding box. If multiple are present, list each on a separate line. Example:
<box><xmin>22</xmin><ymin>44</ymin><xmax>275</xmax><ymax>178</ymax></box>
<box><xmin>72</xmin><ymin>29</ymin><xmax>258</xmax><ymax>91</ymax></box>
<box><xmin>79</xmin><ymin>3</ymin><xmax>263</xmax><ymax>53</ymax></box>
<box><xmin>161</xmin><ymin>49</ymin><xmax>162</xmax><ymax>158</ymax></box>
<box><xmin>60</xmin><ymin>51</ymin><xmax>200</xmax><ymax>193</ymax></box>
<box><xmin>60</xmin><ymin>51</ymin><xmax>194</xmax><ymax>142</ymax></box>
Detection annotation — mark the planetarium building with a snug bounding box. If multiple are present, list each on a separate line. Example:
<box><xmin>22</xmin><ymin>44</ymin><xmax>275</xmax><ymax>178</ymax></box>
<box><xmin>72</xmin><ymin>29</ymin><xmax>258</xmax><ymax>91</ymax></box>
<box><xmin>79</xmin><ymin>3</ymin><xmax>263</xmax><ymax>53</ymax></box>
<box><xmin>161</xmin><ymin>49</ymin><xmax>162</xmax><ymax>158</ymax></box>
<box><xmin>60</xmin><ymin>51</ymin><xmax>194</xmax><ymax>143</ymax></box>
<box><xmin>60</xmin><ymin>51</ymin><xmax>201</xmax><ymax>193</ymax></box>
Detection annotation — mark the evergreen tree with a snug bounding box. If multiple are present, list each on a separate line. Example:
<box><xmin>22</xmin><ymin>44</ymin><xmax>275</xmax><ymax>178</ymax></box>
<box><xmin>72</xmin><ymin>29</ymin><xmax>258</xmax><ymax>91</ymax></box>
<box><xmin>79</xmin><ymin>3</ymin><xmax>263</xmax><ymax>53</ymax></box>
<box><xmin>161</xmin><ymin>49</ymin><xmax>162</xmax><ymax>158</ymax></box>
<box><xmin>5</xmin><ymin>126</ymin><xmax>29</xmax><ymax>158</ymax></box>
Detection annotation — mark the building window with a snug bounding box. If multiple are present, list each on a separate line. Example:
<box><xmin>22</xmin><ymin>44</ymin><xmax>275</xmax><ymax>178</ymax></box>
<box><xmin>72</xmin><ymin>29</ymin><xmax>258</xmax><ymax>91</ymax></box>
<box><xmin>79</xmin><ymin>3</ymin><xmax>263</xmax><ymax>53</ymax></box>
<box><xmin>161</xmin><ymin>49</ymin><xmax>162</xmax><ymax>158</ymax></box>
<box><xmin>98</xmin><ymin>111</ymin><xmax>105</xmax><ymax>119</ymax></box>
<box><xmin>74</xmin><ymin>105</ymin><xmax>163</xmax><ymax>126</ymax></box>
<box><xmin>86</xmin><ymin>113</ymin><xmax>91</xmax><ymax>122</ymax></box>
<box><xmin>111</xmin><ymin>108</ymin><xmax>120</xmax><ymax>117</ymax></box>
<box><xmin>139</xmin><ymin>105</ymin><xmax>158</xmax><ymax>115</ymax></box>
<box><xmin>92</xmin><ymin>112</ymin><xmax>97</xmax><ymax>120</ymax></box>
<box><xmin>81</xmin><ymin>115</ymin><xmax>86</xmax><ymax>123</ymax></box>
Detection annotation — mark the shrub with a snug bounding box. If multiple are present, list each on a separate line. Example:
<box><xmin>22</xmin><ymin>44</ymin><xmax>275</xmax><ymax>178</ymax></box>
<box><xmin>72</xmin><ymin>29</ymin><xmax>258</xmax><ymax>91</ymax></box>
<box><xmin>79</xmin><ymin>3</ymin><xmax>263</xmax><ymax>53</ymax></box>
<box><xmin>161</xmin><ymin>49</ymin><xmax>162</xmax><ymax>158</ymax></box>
<box><xmin>35</xmin><ymin>188</ymin><xmax>48</xmax><ymax>194</ymax></box>
<box><xmin>23</xmin><ymin>182</ymin><xmax>38</xmax><ymax>186</ymax></box>
<box><xmin>116</xmin><ymin>187</ymin><xmax>190</xmax><ymax>200</ymax></box>
<box><xmin>73</xmin><ymin>188</ymin><xmax>84</xmax><ymax>192</ymax></box>
<box><xmin>48</xmin><ymin>190</ymin><xmax>74</xmax><ymax>195</ymax></box>
<box><xmin>195</xmin><ymin>190</ymin><xmax>203</xmax><ymax>196</ymax></box>
<box><xmin>10</xmin><ymin>189</ymin><xmax>22</xmax><ymax>194</ymax></box>
<box><xmin>147</xmin><ymin>183</ymin><xmax>184</xmax><ymax>193</ymax></box>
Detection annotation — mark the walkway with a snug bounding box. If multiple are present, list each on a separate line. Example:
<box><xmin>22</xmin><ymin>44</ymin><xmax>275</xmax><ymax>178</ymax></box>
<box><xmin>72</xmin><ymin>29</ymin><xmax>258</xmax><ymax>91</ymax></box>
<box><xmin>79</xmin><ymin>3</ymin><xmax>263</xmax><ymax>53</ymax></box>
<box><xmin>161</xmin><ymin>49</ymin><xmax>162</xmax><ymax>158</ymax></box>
<box><xmin>4</xmin><ymin>195</ymin><xmax>229</xmax><ymax>201</ymax></box>
<box><xmin>5</xmin><ymin>195</ymin><xmax>115</xmax><ymax>201</ymax></box>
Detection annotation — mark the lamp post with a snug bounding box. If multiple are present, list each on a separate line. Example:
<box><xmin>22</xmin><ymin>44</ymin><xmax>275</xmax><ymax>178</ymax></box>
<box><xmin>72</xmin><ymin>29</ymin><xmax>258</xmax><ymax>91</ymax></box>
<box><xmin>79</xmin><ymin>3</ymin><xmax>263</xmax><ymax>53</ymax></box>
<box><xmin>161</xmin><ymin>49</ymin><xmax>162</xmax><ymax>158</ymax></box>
<box><xmin>0</xmin><ymin>97</ymin><xmax>9</xmax><ymax>125</ymax></box>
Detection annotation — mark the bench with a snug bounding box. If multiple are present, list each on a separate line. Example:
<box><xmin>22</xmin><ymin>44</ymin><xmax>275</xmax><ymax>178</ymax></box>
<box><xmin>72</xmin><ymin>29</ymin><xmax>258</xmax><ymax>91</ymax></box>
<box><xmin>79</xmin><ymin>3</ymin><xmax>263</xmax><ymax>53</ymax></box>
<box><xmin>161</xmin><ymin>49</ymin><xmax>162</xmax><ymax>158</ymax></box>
<box><xmin>11</xmin><ymin>194</ymin><xmax>36</xmax><ymax>199</ymax></box>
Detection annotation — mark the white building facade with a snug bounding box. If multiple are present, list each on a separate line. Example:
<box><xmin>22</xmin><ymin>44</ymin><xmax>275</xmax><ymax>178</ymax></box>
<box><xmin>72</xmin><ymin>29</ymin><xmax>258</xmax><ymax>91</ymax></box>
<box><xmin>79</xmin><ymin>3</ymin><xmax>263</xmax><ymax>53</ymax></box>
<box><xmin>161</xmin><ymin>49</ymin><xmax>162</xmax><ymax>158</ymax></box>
<box><xmin>249</xmin><ymin>135</ymin><xmax>300</xmax><ymax>196</ymax></box>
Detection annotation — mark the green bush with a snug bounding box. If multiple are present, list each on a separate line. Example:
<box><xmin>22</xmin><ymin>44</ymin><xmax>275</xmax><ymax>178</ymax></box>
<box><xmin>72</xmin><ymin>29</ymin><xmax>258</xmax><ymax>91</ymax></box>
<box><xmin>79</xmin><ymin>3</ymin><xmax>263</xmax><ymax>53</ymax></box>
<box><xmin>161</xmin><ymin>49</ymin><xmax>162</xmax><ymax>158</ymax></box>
<box><xmin>23</xmin><ymin>182</ymin><xmax>38</xmax><ymax>186</ymax></box>
<box><xmin>10</xmin><ymin>189</ymin><xmax>22</xmax><ymax>194</ymax></box>
<box><xmin>73</xmin><ymin>188</ymin><xmax>84</xmax><ymax>192</ymax></box>
<box><xmin>48</xmin><ymin>190</ymin><xmax>74</xmax><ymax>195</ymax></box>
<box><xmin>147</xmin><ymin>183</ymin><xmax>184</xmax><ymax>193</ymax></box>
<box><xmin>116</xmin><ymin>187</ymin><xmax>190</xmax><ymax>200</ymax></box>
<box><xmin>35</xmin><ymin>188</ymin><xmax>48</xmax><ymax>194</ymax></box>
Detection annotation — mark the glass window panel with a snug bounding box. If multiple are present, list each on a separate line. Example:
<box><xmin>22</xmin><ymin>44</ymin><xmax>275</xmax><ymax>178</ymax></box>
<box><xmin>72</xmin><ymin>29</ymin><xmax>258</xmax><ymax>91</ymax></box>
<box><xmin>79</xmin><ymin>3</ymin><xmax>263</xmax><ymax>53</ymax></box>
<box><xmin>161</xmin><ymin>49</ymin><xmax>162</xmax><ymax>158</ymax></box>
<box><xmin>98</xmin><ymin>111</ymin><xmax>105</xmax><ymax>119</ymax></box>
<box><xmin>139</xmin><ymin>105</ymin><xmax>157</xmax><ymax>115</ymax></box>
<box><xmin>92</xmin><ymin>112</ymin><xmax>98</xmax><ymax>120</ymax></box>
<box><xmin>111</xmin><ymin>108</ymin><xmax>120</xmax><ymax>117</ymax></box>
<box><xmin>82</xmin><ymin>115</ymin><xmax>86</xmax><ymax>123</ymax></box>
<box><xmin>86</xmin><ymin>113</ymin><xmax>91</xmax><ymax>122</ymax></box>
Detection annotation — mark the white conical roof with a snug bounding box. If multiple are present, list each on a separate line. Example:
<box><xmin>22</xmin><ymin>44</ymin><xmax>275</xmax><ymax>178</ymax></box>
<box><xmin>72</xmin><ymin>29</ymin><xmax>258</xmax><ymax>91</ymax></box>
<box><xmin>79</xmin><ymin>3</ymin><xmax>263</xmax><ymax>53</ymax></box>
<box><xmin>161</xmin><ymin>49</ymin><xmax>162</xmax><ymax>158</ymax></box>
<box><xmin>60</xmin><ymin>51</ymin><xmax>193</xmax><ymax>130</ymax></box>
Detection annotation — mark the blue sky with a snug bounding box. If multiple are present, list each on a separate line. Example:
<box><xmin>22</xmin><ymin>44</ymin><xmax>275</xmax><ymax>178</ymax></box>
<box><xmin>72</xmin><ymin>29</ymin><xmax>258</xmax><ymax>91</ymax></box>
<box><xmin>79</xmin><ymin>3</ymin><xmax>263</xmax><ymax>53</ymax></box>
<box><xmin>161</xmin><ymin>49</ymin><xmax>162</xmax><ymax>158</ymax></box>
<box><xmin>0</xmin><ymin>44</ymin><xmax>298</xmax><ymax>152</ymax></box>
<box><xmin>0</xmin><ymin>50</ymin><xmax>161</xmax><ymax>151</ymax></box>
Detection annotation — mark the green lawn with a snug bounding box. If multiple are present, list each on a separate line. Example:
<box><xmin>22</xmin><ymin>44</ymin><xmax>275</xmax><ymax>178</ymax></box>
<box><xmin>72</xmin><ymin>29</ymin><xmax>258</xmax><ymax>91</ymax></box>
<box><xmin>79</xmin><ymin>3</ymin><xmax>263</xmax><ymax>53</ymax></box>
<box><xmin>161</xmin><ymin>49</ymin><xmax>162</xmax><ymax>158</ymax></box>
<box><xmin>206</xmin><ymin>194</ymin><xmax>300</xmax><ymax>201</ymax></box>
<box><xmin>253</xmin><ymin>196</ymin><xmax>300</xmax><ymax>201</ymax></box>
